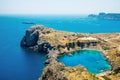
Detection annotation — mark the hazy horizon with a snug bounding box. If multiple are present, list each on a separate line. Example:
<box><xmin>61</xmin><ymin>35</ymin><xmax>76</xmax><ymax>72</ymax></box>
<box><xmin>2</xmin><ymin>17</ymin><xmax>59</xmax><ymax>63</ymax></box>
<box><xmin>0</xmin><ymin>0</ymin><xmax>120</xmax><ymax>15</ymax></box>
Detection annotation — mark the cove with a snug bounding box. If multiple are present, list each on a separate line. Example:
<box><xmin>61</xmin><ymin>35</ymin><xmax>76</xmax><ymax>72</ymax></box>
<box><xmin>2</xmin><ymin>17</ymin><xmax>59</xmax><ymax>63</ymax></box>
<box><xmin>58</xmin><ymin>50</ymin><xmax>111</xmax><ymax>74</ymax></box>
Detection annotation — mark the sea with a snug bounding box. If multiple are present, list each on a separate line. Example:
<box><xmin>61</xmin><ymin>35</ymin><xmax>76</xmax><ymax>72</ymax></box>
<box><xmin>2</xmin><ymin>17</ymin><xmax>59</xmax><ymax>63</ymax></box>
<box><xmin>0</xmin><ymin>15</ymin><xmax>120</xmax><ymax>80</ymax></box>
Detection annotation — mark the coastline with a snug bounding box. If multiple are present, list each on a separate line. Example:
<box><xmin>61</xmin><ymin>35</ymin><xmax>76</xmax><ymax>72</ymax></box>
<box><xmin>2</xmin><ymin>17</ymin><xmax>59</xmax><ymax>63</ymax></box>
<box><xmin>21</xmin><ymin>25</ymin><xmax>120</xmax><ymax>80</ymax></box>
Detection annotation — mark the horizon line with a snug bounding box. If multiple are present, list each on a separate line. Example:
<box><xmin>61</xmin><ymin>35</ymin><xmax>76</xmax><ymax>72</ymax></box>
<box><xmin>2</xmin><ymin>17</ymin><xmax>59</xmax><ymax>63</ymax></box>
<box><xmin>0</xmin><ymin>12</ymin><xmax>120</xmax><ymax>16</ymax></box>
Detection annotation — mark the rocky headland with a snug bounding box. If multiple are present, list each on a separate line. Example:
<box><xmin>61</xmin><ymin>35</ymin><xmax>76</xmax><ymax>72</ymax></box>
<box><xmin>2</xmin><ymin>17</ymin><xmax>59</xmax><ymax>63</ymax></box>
<box><xmin>21</xmin><ymin>25</ymin><xmax>120</xmax><ymax>80</ymax></box>
<box><xmin>88</xmin><ymin>13</ymin><xmax>120</xmax><ymax>20</ymax></box>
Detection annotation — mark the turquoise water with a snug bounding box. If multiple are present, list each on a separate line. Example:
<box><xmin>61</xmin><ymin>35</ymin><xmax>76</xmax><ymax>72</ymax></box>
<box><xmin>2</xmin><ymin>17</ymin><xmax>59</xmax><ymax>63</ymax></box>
<box><xmin>0</xmin><ymin>15</ymin><xmax>119</xmax><ymax>80</ymax></box>
<box><xmin>58</xmin><ymin>50</ymin><xmax>111</xmax><ymax>74</ymax></box>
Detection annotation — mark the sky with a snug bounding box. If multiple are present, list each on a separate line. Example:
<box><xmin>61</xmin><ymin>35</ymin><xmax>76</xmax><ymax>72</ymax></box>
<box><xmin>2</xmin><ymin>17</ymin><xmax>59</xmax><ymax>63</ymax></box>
<box><xmin>0</xmin><ymin>0</ymin><xmax>120</xmax><ymax>15</ymax></box>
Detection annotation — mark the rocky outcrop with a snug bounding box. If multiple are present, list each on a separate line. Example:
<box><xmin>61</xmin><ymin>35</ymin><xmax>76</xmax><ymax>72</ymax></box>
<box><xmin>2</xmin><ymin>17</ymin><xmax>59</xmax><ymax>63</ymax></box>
<box><xmin>21</xmin><ymin>25</ymin><xmax>55</xmax><ymax>53</ymax></box>
<box><xmin>21</xmin><ymin>25</ymin><xmax>100</xmax><ymax>53</ymax></box>
<box><xmin>38</xmin><ymin>41</ymin><xmax>54</xmax><ymax>53</ymax></box>
<box><xmin>21</xmin><ymin>25</ymin><xmax>120</xmax><ymax>80</ymax></box>
<box><xmin>40</xmin><ymin>61</ymin><xmax>101</xmax><ymax>80</ymax></box>
<box><xmin>21</xmin><ymin>27</ymin><xmax>39</xmax><ymax>47</ymax></box>
<box><xmin>39</xmin><ymin>62</ymin><xmax>67</xmax><ymax>80</ymax></box>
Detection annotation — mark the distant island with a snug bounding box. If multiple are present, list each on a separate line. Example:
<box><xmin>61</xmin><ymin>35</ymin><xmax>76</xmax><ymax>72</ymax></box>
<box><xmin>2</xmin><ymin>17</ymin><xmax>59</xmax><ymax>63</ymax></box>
<box><xmin>22</xmin><ymin>22</ymin><xmax>36</xmax><ymax>24</ymax></box>
<box><xmin>88</xmin><ymin>12</ymin><xmax>120</xmax><ymax>20</ymax></box>
<box><xmin>21</xmin><ymin>25</ymin><xmax>120</xmax><ymax>80</ymax></box>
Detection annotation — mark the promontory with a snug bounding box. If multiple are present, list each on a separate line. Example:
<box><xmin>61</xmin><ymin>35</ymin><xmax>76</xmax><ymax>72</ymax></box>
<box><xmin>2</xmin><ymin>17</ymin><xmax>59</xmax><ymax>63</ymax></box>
<box><xmin>21</xmin><ymin>25</ymin><xmax>120</xmax><ymax>80</ymax></box>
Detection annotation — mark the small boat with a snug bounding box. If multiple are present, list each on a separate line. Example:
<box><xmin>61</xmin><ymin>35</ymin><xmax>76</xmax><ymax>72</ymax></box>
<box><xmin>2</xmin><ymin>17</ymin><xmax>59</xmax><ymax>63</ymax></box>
<box><xmin>22</xmin><ymin>22</ymin><xmax>36</xmax><ymax>24</ymax></box>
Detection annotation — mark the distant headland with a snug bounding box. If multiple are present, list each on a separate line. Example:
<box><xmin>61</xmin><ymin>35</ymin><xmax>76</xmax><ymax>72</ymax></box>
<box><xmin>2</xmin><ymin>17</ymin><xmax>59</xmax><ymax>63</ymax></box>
<box><xmin>88</xmin><ymin>12</ymin><xmax>120</xmax><ymax>20</ymax></box>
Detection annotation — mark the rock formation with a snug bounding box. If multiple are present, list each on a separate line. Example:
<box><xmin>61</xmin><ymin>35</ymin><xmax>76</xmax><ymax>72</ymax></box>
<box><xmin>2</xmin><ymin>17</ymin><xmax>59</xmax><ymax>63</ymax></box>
<box><xmin>21</xmin><ymin>26</ymin><xmax>39</xmax><ymax>47</ymax></box>
<box><xmin>21</xmin><ymin>25</ymin><xmax>120</xmax><ymax>80</ymax></box>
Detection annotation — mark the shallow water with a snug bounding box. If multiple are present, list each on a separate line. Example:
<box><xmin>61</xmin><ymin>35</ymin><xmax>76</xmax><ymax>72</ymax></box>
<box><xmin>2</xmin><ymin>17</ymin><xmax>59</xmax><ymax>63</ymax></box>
<box><xmin>58</xmin><ymin>50</ymin><xmax>111</xmax><ymax>74</ymax></box>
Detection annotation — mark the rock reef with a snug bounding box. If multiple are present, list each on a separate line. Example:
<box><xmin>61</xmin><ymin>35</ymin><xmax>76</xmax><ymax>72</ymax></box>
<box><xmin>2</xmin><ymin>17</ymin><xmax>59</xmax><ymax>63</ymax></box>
<box><xmin>21</xmin><ymin>25</ymin><xmax>120</xmax><ymax>80</ymax></box>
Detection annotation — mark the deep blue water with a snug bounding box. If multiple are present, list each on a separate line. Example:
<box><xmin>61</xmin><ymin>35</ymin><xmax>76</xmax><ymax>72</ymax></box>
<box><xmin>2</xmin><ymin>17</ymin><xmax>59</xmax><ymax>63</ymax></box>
<box><xmin>0</xmin><ymin>15</ymin><xmax>119</xmax><ymax>80</ymax></box>
<box><xmin>0</xmin><ymin>15</ymin><xmax>47</xmax><ymax>80</ymax></box>
<box><xmin>58</xmin><ymin>50</ymin><xmax>111</xmax><ymax>74</ymax></box>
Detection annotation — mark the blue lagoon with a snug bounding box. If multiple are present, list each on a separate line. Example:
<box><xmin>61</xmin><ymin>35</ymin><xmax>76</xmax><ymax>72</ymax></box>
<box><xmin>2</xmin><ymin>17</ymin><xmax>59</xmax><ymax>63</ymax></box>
<box><xmin>58</xmin><ymin>50</ymin><xmax>111</xmax><ymax>74</ymax></box>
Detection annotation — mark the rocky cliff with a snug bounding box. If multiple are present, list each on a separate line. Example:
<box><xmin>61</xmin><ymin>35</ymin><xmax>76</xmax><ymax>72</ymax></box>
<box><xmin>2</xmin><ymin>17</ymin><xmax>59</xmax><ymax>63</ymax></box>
<box><xmin>21</xmin><ymin>25</ymin><xmax>100</xmax><ymax>53</ymax></box>
<box><xmin>21</xmin><ymin>26</ymin><xmax>39</xmax><ymax>47</ymax></box>
<box><xmin>21</xmin><ymin>25</ymin><xmax>120</xmax><ymax>80</ymax></box>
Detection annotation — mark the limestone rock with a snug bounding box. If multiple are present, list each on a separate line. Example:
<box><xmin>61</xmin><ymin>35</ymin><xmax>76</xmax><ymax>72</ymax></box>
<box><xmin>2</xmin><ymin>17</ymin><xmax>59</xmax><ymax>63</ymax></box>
<box><xmin>21</xmin><ymin>27</ymin><xmax>39</xmax><ymax>47</ymax></box>
<box><xmin>38</xmin><ymin>41</ymin><xmax>53</xmax><ymax>53</ymax></box>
